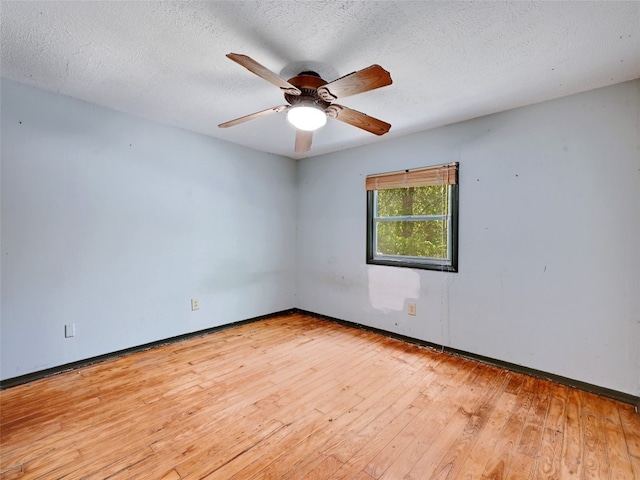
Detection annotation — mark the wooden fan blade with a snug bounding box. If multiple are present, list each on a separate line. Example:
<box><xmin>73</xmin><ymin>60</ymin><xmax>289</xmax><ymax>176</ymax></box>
<box><xmin>218</xmin><ymin>105</ymin><xmax>289</xmax><ymax>128</ymax></box>
<box><xmin>227</xmin><ymin>53</ymin><xmax>301</xmax><ymax>95</ymax></box>
<box><xmin>317</xmin><ymin>65</ymin><xmax>392</xmax><ymax>102</ymax></box>
<box><xmin>295</xmin><ymin>129</ymin><xmax>313</xmax><ymax>153</ymax></box>
<box><xmin>326</xmin><ymin>105</ymin><xmax>391</xmax><ymax>136</ymax></box>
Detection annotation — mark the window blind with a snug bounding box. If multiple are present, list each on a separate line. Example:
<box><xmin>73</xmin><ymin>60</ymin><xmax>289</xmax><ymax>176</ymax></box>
<box><xmin>365</xmin><ymin>162</ymin><xmax>458</xmax><ymax>191</ymax></box>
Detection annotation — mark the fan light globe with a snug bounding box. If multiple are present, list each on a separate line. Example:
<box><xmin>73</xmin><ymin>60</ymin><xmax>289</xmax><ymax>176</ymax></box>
<box><xmin>287</xmin><ymin>106</ymin><xmax>327</xmax><ymax>131</ymax></box>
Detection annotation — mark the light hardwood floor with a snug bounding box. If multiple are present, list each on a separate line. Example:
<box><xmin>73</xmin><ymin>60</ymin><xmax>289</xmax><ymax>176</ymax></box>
<box><xmin>1</xmin><ymin>313</ymin><xmax>639</xmax><ymax>479</ymax></box>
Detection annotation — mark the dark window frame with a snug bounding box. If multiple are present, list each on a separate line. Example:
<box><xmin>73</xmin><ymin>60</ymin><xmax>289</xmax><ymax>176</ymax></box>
<box><xmin>366</xmin><ymin>182</ymin><xmax>459</xmax><ymax>272</ymax></box>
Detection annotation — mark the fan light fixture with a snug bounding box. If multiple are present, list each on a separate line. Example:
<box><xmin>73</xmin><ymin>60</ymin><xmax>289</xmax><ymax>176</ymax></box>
<box><xmin>287</xmin><ymin>106</ymin><xmax>327</xmax><ymax>131</ymax></box>
<box><xmin>218</xmin><ymin>54</ymin><xmax>393</xmax><ymax>152</ymax></box>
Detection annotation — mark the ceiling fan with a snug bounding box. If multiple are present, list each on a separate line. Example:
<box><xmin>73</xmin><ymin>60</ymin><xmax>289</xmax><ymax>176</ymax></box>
<box><xmin>218</xmin><ymin>53</ymin><xmax>393</xmax><ymax>153</ymax></box>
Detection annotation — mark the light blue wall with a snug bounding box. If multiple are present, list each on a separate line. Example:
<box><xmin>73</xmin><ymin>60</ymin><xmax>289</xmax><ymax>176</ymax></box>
<box><xmin>297</xmin><ymin>80</ymin><xmax>640</xmax><ymax>396</ymax></box>
<box><xmin>3</xmin><ymin>78</ymin><xmax>639</xmax><ymax>397</ymax></box>
<box><xmin>1</xmin><ymin>79</ymin><xmax>297</xmax><ymax>380</ymax></box>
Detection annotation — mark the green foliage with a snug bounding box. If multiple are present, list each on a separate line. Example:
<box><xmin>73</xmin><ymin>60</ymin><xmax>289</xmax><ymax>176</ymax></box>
<box><xmin>375</xmin><ymin>186</ymin><xmax>449</xmax><ymax>258</ymax></box>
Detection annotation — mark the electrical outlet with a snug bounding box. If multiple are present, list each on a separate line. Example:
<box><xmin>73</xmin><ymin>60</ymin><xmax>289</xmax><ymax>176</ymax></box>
<box><xmin>65</xmin><ymin>324</ymin><xmax>76</xmax><ymax>338</ymax></box>
<box><xmin>408</xmin><ymin>303</ymin><xmax>416</xmax><ymax>316</ymax></box>
<box><xmin>191</xmin><ymin>298</ymin><xmax>200</xmax><ymax>311</ymax></box>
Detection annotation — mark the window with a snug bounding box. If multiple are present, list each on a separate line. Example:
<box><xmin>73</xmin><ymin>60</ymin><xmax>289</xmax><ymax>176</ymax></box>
<box><xmin>366</xmin><ymin>163</ymin><xmax>459</xmax><ymax>272</ymax></box>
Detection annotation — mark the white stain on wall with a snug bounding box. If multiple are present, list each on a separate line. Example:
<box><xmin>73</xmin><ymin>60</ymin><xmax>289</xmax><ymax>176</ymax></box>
<box><xmin>368</xmin><ymin>265</ymin><xmax>420</xmax><ymax>312</ymax></box>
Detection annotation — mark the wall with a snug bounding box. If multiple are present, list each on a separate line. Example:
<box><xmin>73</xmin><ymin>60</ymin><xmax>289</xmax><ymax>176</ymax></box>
<box><xmin>2</xmin><ymin>78</ymin><xmax>639</xmax><ymax>397</ymax></box>
<box><xmin>297</xmin><ymin>80</ymin><xmax>640</xmax><ymax>396</ymax></box>
<box><xmin>1</xmin><ymin>79</ymin><xmax>297</xmax><ymax>380</ymax></box>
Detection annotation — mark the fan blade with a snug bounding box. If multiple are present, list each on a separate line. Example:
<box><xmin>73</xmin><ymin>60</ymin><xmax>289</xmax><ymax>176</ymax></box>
<box><xmin>218</xmin><ymin>105</ymin><xmax>289</xmax><ymax>128</ymax></box>
<box><xmin>295</xmin><ymin>129</ymin><xmax>313</xmax><ymax>153</ymax></box>
<box><xmin>326</xmin><ymin>105</ymin><xmax>391</xmax><ymax>136</ymax></box>
<box><xmin>317</xmin><ymin>65</ymin><xmax>392</xmax><ymax>102</ymax></box>
<box><xmin>227</xmin><ymin>53</ymin><xmax>301</xmax><ymax>95</ymax></box>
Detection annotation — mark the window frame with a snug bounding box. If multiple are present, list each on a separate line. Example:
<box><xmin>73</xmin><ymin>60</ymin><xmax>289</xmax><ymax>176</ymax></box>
<box><xmin>366</xmin><ymin>177</ymin><xmax>459</xmax><ymax>272</ymax></box>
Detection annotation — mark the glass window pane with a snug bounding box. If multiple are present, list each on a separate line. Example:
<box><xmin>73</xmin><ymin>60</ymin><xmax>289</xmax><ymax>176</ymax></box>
<box><xmin>376</xmin><ymin>220</ymin><xmax>448</xmax><ymax>258</ymax></box>
<box><xmin>377</xmin><ymin>185</ymin><xmax>448</xmax><ymax>217</ymax></box>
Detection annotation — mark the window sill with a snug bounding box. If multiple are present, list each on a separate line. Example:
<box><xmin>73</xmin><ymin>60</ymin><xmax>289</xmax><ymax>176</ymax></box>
<box><xmin>366</xmin><ymin>257</ymin><xmax>458</xmax><ymax>272</ymax></box>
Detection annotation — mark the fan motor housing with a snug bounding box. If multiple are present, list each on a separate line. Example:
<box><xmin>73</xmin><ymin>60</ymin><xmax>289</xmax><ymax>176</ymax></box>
<box><xmin>285</xmin><ymin>72</ymin><xmax>331</xmax><ymax>110</ymax></box>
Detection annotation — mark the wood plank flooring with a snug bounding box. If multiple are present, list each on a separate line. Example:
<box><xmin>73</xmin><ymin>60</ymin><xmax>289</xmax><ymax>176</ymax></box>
<box><xmin>1</xmin><ymin>313</ymin><xmax>638</xmax><ymax>479</ymax></box>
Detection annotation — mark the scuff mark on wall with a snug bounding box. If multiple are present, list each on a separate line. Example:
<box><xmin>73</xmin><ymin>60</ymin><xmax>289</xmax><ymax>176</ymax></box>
<box><xmin>438</xmin><ymin>274</ymin><xmax>454</xmax><ymax>349</ymax></box>
<box><xmin>368</xmin><ymin>265</ymin><xmax>420</xmax><ymax>312</ymax></box>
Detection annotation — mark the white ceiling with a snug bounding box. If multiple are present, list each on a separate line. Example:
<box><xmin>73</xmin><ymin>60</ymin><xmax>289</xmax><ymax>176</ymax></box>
<box><xmin>2</xmin><ymin>1</ymin><xmax>639</xmax><ymax>159</ymax></box>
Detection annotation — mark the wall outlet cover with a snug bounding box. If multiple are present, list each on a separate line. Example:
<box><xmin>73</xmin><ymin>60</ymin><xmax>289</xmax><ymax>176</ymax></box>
<box><xmin>191</xmin><ymin>298</ymin><xmax>200</xmax><ymax>311</ymax></box>
<box><xmin>65</xmin><ymin>324</ymin><xmax>76</xmax><ymax>338</ymax></box>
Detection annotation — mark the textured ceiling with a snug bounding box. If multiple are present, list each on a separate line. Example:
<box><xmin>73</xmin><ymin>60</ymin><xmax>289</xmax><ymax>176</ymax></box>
<box><xmin>2</xmin><ymin>1</ymin><xmax>639</xmax><ymax>159</ymax></box>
